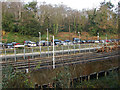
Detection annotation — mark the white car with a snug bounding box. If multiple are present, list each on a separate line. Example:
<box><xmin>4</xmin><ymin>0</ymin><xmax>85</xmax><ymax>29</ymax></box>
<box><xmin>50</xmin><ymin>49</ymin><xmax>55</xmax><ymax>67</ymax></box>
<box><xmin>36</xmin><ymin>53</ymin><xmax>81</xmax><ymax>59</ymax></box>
<box><xmin>95</xmin><ymin>40</ymin><xmax>99</xmax><ymax>43</ymax></box>
<box><xmin>28</xmin><ymin>42</ymin><xmax>36</xmax><ymax>47</ymax></box>
<box><xmin>14</xmin><ymin>44</ymin><xmax>25</xmax><ymax>48</ymax></box>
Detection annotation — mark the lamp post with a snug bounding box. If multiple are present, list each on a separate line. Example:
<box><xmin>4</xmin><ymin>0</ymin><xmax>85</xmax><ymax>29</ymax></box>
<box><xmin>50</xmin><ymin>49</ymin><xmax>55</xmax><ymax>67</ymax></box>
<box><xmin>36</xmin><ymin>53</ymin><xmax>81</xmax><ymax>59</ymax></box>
<box><xmin>39</xmin><ymin>32</ymin><xmax>41</xmax><ymax>56</ymax></box>
<box><xmin>78</xmin><ymin>32</ymin><xmax>80</xmax><ymax>52</ymax></box>
<box><xmin>47</xmin><ymin>28</ymin><xmax>49</xmax><ymax>57</ymax></box>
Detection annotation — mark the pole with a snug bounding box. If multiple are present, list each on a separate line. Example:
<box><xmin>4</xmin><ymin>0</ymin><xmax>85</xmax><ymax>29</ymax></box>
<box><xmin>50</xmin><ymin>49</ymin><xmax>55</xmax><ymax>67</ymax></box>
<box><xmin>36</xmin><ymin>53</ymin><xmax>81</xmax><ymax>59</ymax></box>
<box><xmin>78</xmin><ymin>32</ymin><xmax>80</xmax><ymax>53</ymax></box>
<box><xmin>39</xmin><ymin>32</ymin><xmax>41</xmax><ymax>57</ymax></box>
<box><xmin>14</xmin><ymin>46</ymin><xmax>16</xmax><ymax>62</ymax></box>
<box><xmin>53</xmin><ymin>36</ymin><xmax>55</xmax><ymax>69</ymax></box>
<box><xmin>74</xmin><ymin>40</ymin><xmax>75</xmax><ymax>54</ymax></box>
<box><xmin>32</xmin><ymin>47</ymin><xmax>33</xmax><ymax>59</ymax></box>
<box><xmin>47</xmin><ymin>28</ymin><xmax>49</xmax><ymax>57</ymax></box>
<box><xmin>5</xmin><ymin>48</ymin><xmax>6</xmax><ymax>61</ymax></box>
<box><xmin>24</xmin><ymin>45</ymin><xmax>25</xmax><ymax>59</ymax></box>
<box><xmin>68</xmin><ymin>44</ymin><xmax>69</xmax><ymax>54</ymax></box>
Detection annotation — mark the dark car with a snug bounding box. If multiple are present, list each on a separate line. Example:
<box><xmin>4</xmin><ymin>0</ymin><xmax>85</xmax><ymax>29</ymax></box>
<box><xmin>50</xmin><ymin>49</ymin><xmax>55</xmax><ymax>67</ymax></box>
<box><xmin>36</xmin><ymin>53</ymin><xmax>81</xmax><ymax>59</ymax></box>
<box><xmin>24</xmin><ymin>41</ymin><xmax>32</xmax><ymax>46</ymax></box>
<box><xmin>73</xmin><ymin>38</ymin><xmax>81</xmax><ymax>44</ymax></box>
<box><xmin>54</xmin><ymin>39</ymin><xmax>61</xmax><ymax>45</ymax></box>
<box><xmin>5</xmin><ymin>43</ymin><xmax>13</xmax><ymax>48</ymax></box>
<box><xmin>64</xmin><ymin>40</ymin><xmax>71</xmax><ymax>43</ymax></box>
<box><xmin>87</xmin><ymin>40</ymin><xmax>92</xmax><ymax>43</ymax></box>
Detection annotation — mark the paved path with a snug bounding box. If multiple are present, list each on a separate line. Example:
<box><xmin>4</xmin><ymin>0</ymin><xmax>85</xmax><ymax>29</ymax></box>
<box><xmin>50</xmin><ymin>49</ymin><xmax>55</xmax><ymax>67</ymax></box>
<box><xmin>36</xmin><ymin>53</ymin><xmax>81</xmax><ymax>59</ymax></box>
<box><xmin>1</xmin><ymin>47</ymin><xmax>100</xmax><ymax>59</ymax></box>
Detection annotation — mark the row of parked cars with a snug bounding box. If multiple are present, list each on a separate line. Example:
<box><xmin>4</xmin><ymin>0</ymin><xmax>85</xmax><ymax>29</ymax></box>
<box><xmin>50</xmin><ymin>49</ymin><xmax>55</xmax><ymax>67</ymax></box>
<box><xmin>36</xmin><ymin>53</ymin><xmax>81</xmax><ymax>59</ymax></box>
<box><xmin>1</xmin><ymin>38</ymin><xmax>120</xmax><ymax>49</ymax></box>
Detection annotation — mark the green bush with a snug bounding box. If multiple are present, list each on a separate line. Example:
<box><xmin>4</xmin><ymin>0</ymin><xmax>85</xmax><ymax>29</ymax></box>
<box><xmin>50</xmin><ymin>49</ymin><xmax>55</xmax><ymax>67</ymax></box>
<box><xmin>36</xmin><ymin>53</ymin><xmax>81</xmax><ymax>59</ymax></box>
<box><xmin>76</xmin><ymin>71</ymin><xmax>120</xmax><ymax>88</ymax></box>
<box><xmin>2</xmin><ymin>65</ymin><xmax>33</xmax><ymax>88</ymax></box>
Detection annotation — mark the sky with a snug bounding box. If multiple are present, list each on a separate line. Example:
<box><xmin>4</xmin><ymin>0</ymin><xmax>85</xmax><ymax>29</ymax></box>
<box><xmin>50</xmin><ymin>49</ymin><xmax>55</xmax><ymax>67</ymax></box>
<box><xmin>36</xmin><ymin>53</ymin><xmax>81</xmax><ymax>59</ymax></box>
<box><xmin>24</xmin><ymin>0</ymin><xmax>119</xmax><ymax>10</ymax></box>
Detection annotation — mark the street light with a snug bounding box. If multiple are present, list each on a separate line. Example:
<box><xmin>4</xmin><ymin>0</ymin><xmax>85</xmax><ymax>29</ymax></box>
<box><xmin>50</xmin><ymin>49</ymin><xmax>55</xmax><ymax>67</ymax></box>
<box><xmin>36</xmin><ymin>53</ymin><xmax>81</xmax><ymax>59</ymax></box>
<box><xmin>39</xmin><ymin>32</ymin><xmax>41</xmax><ymax>56</ymax></box>
<box><xmin>47</xmin><ymin>28</ymin><xmax>49</xmax><ymax>57</ymax></box>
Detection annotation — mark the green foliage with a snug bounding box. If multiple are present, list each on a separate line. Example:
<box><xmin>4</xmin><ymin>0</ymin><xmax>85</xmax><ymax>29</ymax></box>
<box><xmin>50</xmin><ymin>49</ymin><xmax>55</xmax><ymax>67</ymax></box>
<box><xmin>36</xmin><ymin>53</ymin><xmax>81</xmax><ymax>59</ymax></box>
<box><xmin>2</xmin><ymin>1</ymin><xmax>118</xmax><ymax>39</ymax></box>
<box><xmin>35</xmin><ymin>61</ymin><xmax>41</xmax><ymax>70</ymax></box>
<box><xmin>53</xmin><ymin>66</ymin><xmax>71</xmax><ymax>88</ymax></box>
<box><xmin>2</xmin><ymin>65</ymin><xmax>33</xmax><ymax>88</ymax></box>
<box><xmin>76</xmin><ymin>71</ymin><xmax>120</xmax><ymax>88</ymax></box>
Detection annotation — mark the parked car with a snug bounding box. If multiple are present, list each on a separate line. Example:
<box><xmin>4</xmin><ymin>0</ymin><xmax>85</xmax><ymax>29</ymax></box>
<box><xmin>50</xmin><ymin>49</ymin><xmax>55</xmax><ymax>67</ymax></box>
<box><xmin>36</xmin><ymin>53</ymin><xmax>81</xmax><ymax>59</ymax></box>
<box><xmin>64</xmin><ymin>40</ymin><xmax>72</xmax><ymax>45</ymax></box>
<box><xmin>0</xmin><ymin>42</ymin><xmax>5</xmax><ymax>49</ymax></box>
<box><xmin>54</xmin><ymin>39</ymin><xmax>61</xmax><ymax>45</ymax></box>
<box><xmin>87</xmin><ymin>40</ymin><xmax>93</xmax><ymax>43</ymax></box>
<box><xmin>24</xmin><ymin>41</ymin><xmax>32</xmax><ymax>46</ymax></box>
<box><xmin>91</xmin><ymin>40</ymin><xmax>95</xmax><ymax>43</ymax></box>
<box><xmin>100</xmin><ymin>40</ymin><xmax>105</xmax><ymax>43</ymax></box>
<box><xmin>106</xmin><ymin>40</ymin><xmax>109</xmax><ymax>42</ymax></box>
<box><xmin>12</xmin><ymin>42</ymin><xmax>17</xmax><ymax>46</ymax></box>
<box><xmin>4</xmin><ymin>43</ymin><xmax>13</xmax><ymax>48</ymax></box>
<box><xmin>73</xmin><ymin>38</ymin><xmax>81</xmax><ymax>44</ymax></box>
<box><xmin>14</xmin><ymin>44</ymin><xmax>25</xmax><ymax>48</ymax></box>
<box><xmin>81</xmin><ymin>40</ymin><xmax>86</xmax><ymax>43</ymax></box>
<box><xmin>37</xmin><ymin>40</ymin><xmax>47</xmax><ymax>46</ymax></box>
<box><xmin>95</xmin><ymin>40</ymin><xmax>99</xmax><ymax>43</ymax></box>
<box><xmin>27</xmin><ymin>42</ymin><xmax>36</xmax><ymax>47</ymax></box>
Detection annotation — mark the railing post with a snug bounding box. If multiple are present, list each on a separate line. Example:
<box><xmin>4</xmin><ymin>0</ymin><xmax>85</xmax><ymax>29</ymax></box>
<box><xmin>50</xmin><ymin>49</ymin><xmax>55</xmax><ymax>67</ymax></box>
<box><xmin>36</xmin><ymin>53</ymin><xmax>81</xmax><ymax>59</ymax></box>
<box><xmin>97</xmin><ymin>73</ymin><xmax>98</xmax><ymax>80</ymax></box>
<box><xmin>68</xmin><ymin>44</ymin><xmax>70</xmax><ymax>54</ymax></box>
<box><xmin>94</xmin><ymin>43</ymin><xmax>95</xmax><ymax>52</ymax></box>
<box><xmin>85</xmin><ymin>43</ymin><xmax>86</xmax><ymax>53</ymax></box>
<box><xmin>48</xmin><ymin>45</ymin><xmax>49</xmax><ymax>57</ymax></box>
<box><xmin>61</xmin><ymin>45</ymin><xmax>63</xmax><ymax>56</ymax></box>
<box><xmin>24</xmin><ymin>46</ymin><xmax>25</xmax><ymax>59</ymax></box>
<box><xmin>32</xmin><ymin>47</ymin><xmax>34</xmax><ymax>59</ymax></box>
<box><xmin>14</xmin><ymin>47</ymin><xmax>16</xmax><ymax>62</ymax></box>
<box><xmin>5</xmin><ymin>48</ymin><xmax>7</xmax><ymax>61</ymax></box>
<box><xmin>74</xmin><ymin>44</ymin><xmax>75</xmax><ymax>54</ymax></box>
<box><xmin>89</xmin><ymin>43</ymin><xmax>90</xmax><ymax>52</ymax></box>
<box><xmin>28</xmin><ymin>56</ymin><xmax>30</xmax><ymax>72</ymax></box>
<box><xmin>79</xmin><ymin>43</ymin><xmax>80</xmax><ymax>53</ymax></box>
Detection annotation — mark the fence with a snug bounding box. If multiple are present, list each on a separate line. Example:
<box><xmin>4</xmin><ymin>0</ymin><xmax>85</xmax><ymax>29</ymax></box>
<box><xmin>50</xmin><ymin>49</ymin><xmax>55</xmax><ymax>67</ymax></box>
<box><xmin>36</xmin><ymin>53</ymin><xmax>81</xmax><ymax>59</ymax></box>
<box><xmin>1</xmin><ymin>42</ymin><xmax>115</xmax><ymax>61</ymax></box>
